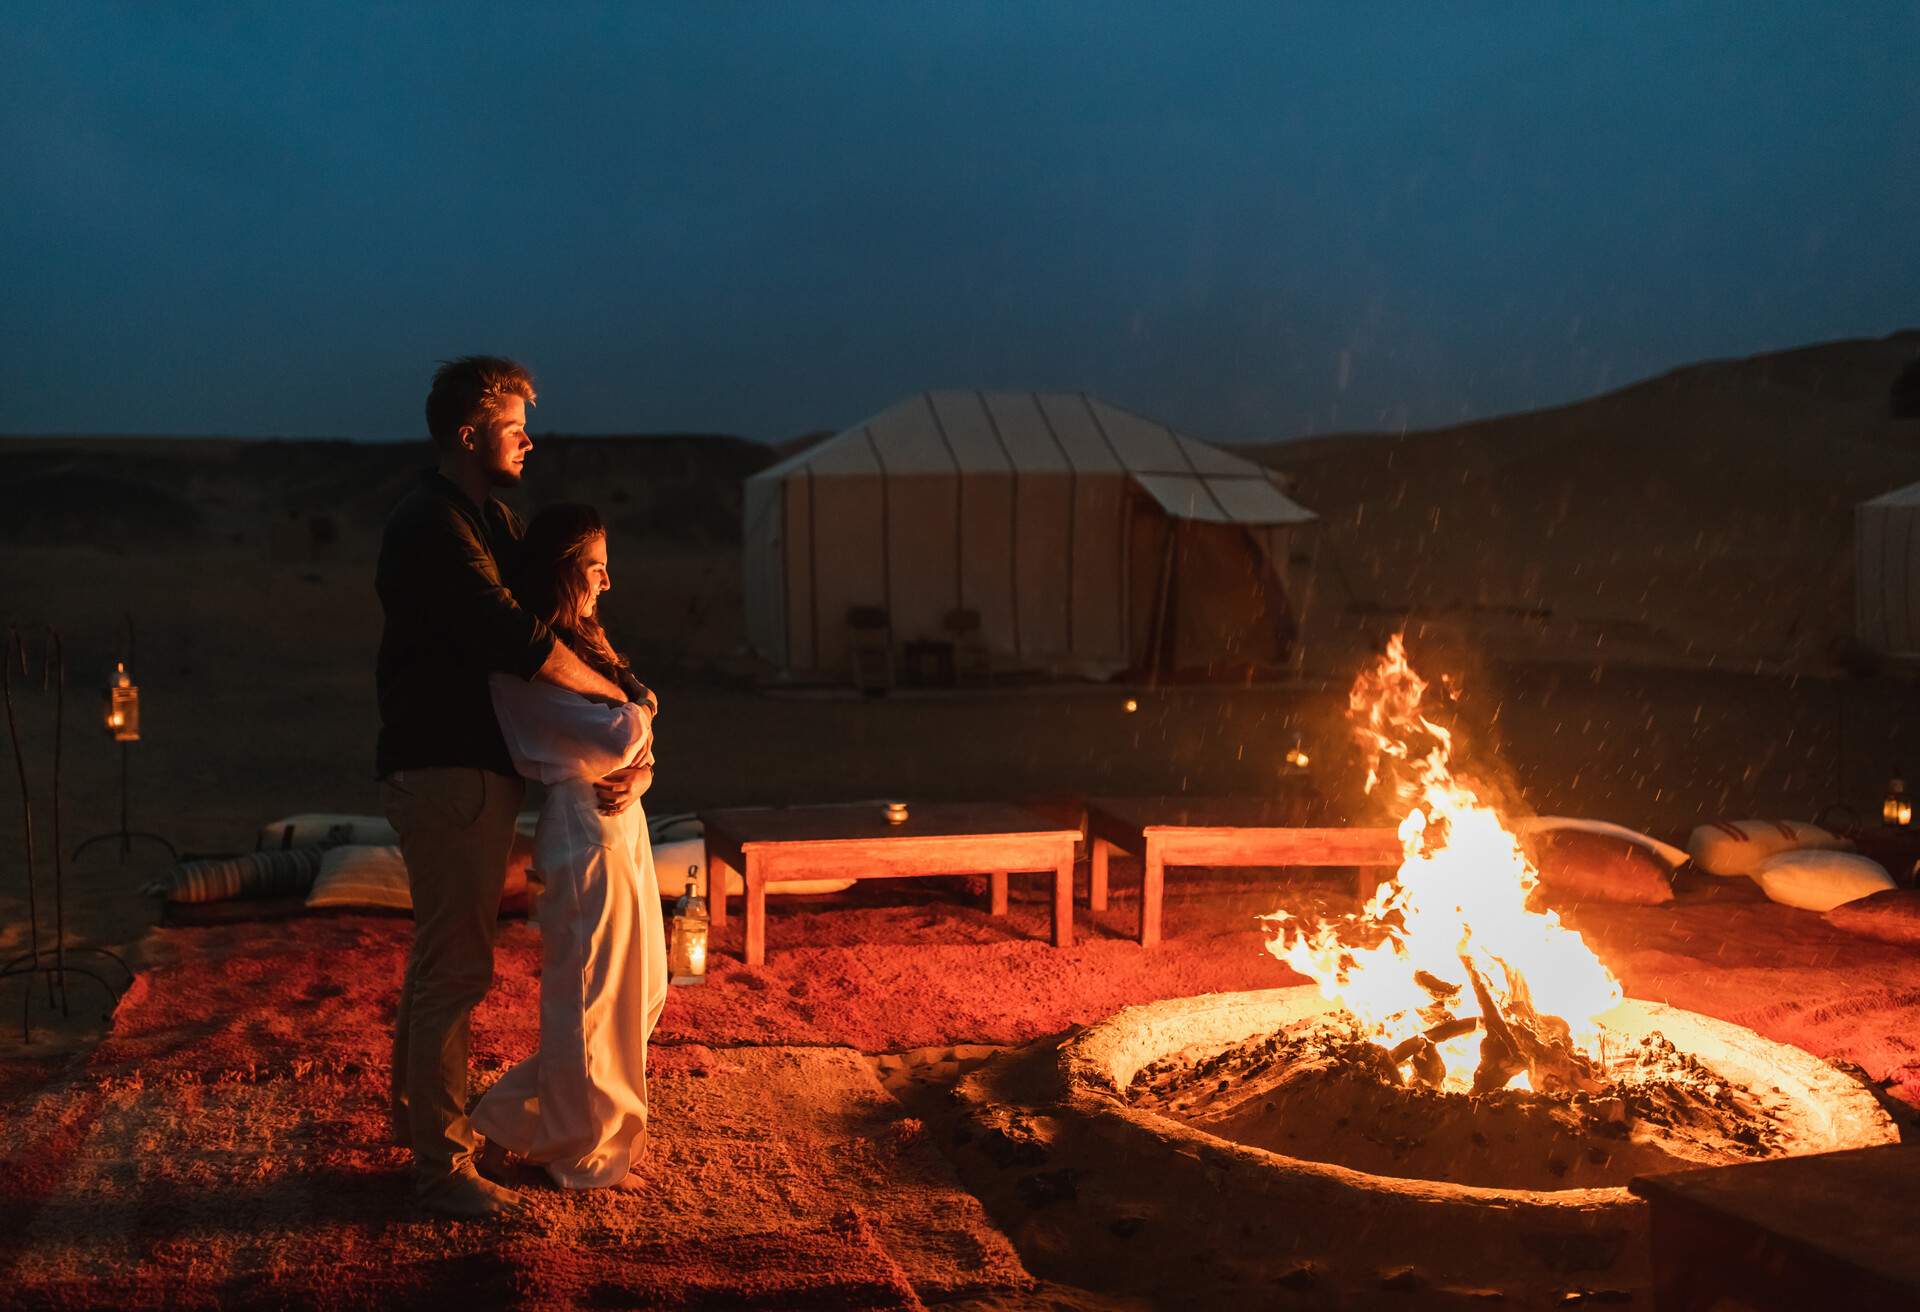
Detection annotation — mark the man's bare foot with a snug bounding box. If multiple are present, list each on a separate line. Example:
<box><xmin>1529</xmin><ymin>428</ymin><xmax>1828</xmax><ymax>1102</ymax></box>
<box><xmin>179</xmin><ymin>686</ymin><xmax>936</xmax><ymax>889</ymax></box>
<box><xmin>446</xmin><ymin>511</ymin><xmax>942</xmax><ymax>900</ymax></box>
<box><xmin>419</xmin><ymin>1167</ymin><xmax>528</xmax><ymax>1218</ymax></box>
<box><xmin>475</xmin><ymin>1139</ymin><xmax>512</xmax><ymax>1183</ymax></box>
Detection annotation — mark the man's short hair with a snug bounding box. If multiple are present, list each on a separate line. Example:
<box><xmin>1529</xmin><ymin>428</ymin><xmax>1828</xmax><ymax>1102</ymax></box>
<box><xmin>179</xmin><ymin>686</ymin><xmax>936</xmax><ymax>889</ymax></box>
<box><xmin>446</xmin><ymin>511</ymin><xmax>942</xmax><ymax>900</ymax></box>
<box><xmin>425</xmin><ymin>356</ymin><xmax>537</xmax><ymax>450</ymax></box>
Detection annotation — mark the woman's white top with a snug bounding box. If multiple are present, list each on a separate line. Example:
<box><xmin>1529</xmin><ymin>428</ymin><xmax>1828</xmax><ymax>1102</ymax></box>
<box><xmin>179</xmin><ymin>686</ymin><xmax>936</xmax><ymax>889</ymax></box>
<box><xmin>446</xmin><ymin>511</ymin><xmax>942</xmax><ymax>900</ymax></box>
<box><xmin>487</xmin><ymin>673</ymin><xmax>652</xmax><ymax>784</ymax></box>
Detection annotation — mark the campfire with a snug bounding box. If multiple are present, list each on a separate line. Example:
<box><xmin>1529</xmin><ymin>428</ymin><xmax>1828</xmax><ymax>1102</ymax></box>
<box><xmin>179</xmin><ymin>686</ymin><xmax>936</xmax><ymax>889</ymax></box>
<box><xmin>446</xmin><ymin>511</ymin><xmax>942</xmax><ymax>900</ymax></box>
<box><xmin>1265</xmin><ymin>633</ymin><xmax>1623</xmax><ymax>1096</ymax></box>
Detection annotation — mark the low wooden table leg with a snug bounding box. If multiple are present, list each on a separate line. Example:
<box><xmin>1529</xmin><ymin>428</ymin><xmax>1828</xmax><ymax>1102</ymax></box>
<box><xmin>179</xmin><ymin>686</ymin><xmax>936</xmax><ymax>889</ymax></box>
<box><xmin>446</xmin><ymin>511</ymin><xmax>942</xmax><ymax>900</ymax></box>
<box><xmin>1139</xmin><ymin>839</ymin><xmax>1164</xmax><ymax>948</ymax></box>
<box><xmin>744</xmin><ymin>856</ymin><xmax>767</xmax><ymax>967</ymax></box>
<box><xmin>1052</xmin><ymin>852</ymin><xmax>1074</xmax><ymax>948</ymax></box>
<box><xmin>1089</xmin><ymin>838</ymin><xmax>1110</xmax><ymax>911</ymax></box>
<box><xmin>988</xmin><ymin>871</ymin><xmax>1009</xmax><ymax>916</ymax></box>
<box><xmin>708</xmin><ymin>848</ymin><xmax>732</xmax><ymax>926</ymax></box>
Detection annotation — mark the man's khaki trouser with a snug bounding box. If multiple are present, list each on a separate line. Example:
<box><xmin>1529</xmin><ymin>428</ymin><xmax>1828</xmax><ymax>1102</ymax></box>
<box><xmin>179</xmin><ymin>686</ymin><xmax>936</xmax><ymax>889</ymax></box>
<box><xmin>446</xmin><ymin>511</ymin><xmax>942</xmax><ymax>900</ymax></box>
<box><xmin>380</xmin><ymin>767</ymin><xmax>526</xmax><ymax>1193</ymax></box>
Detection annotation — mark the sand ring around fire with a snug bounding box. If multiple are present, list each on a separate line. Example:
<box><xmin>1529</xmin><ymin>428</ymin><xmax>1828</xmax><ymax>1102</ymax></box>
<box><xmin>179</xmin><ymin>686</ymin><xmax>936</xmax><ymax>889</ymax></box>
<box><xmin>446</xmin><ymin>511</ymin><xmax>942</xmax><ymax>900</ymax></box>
<box><xmin>952</xmin><ymin>986</ymin><xmax>1896</xmax><ymax>1300</ymax></box>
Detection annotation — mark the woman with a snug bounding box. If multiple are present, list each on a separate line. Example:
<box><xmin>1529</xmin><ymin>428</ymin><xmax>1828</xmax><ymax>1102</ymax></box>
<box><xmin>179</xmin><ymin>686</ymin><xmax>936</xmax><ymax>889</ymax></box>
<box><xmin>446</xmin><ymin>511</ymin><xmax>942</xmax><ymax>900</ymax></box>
<box><xmin>472</xmin><ymin>504</ymin><xmax>667</xmax><ymax>1190</ymax></box>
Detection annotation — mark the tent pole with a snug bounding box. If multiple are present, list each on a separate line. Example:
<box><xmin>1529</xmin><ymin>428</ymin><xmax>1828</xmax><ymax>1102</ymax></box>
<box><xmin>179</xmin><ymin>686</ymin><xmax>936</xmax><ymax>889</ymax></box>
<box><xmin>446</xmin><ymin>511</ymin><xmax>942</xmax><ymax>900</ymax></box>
<box><xmin>1146</xmin><ymin>521</ymin><xmax>1178</xmax><ymax>688</ymax></box>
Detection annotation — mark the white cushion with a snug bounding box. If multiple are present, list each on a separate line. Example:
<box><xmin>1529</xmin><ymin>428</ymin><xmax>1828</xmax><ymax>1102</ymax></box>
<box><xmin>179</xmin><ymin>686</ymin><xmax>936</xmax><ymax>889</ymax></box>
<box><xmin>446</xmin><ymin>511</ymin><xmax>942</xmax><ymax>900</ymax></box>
<box><xmin>649</xmin><ymin>832</ymin><xmax>855</xmax><ymax>900</ymax></box>
<box><xmin>1512</xmin><ymin>816</ymin><xmax>1687</xmax><ymax>869</ymax></box>
<box><xmin>1686</xmin><ymin>820</ymin><xmax>1849</xmax><ymax>877</ymax></box>
<box><xmin>1752</xmin><ymin>850</ymin><xmax>1895</xmax><ymax>912</ymax></box>
<box><xmin>259</xmin><ymin>812</ymin><xmax>399</xmax><ymax>851</ymax></box>
<box><xmin>306</xmin><ymin>844</ymin><xmax>411</xmax><ymax>910</ymax></box>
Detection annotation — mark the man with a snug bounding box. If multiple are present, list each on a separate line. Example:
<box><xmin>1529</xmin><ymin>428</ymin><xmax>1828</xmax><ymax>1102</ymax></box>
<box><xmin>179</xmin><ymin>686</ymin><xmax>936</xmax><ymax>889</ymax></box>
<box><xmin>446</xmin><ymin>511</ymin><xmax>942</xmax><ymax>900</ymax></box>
<box><xmin>376</xmin><ymin>356</ymin><xmax>653</xmax><ymax>1216</ymax></box>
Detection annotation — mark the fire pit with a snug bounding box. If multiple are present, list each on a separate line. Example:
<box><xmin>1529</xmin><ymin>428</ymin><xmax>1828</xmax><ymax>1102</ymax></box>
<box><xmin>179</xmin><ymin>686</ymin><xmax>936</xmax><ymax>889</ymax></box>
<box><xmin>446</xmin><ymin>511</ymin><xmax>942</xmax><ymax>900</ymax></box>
<box><xmin>1026</xmin><ymin>986</ymin><xmax>1897</xmax><ymax>1298</ymax></box>
<box><xmin>951</xmin><ymin>636</ymin><xmax>1899</xmax><ymax>1301</ymax></box>
<box><xmin>1069</xmin><ymin>986</ymin><xmax>1893</xmax><ymax>1190</ymax></box>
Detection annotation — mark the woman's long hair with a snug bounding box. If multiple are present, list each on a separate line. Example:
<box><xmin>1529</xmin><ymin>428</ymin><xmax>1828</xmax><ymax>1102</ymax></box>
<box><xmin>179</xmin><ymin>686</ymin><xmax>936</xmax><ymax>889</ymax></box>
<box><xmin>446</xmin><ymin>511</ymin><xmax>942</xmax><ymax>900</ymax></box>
<box><xmin>513</xmin><ymin>503</ymin><xmax>628</xmax><ymax>680</ymax></box>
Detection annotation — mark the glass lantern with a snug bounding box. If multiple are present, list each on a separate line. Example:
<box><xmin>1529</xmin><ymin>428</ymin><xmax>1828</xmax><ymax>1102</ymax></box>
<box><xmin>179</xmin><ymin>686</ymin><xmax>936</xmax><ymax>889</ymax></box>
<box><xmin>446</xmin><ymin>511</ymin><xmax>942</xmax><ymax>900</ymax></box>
<box><xmin>1283</xmin><ymin>735</ymin><xmax>1311</xmax><ymax>774</ymax></box>
<box><xmin>1884</xmin><ymin>771</ymin><xmax>1911</xmax><ymax>827</ymax></box>
<box><xmin>668</xmin><ymin>867</ymin><xmax>709</xmax><ymax>985</ymax></box>
<box><xmin>105</xmin><ymin>661</ymin><xmax>140</xmax><ymax>742</ymax></box>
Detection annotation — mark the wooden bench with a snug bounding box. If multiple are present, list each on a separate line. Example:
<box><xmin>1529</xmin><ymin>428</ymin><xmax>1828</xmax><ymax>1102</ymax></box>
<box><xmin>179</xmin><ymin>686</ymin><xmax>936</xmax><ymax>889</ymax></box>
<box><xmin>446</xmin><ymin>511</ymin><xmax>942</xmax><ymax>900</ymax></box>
<box><xmin>1084</xmin><ymin>794</ymin><xmax>1402</xmax><ymax>946</ymax></box>
<box><xmin>700</xmin><ymin>802</ymin><xmax>1082</xmax><ymax>966</ymax></box>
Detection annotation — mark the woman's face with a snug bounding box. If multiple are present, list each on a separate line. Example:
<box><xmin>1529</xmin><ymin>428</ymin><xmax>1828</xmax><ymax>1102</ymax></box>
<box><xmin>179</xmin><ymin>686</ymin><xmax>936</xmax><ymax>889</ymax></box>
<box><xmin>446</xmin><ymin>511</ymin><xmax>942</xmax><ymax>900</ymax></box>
<box><xmin>578</xmin><ymin>532</ymin><xmax>610</xmax><ymax>619</ymax></box>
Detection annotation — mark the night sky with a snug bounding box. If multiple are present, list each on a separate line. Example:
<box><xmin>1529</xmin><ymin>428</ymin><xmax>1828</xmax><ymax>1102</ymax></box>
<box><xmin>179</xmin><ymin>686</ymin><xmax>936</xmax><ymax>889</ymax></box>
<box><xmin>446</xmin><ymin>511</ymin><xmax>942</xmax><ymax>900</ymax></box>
<box><xmin>4</xmin><ymin>3</ymin><xmax>1915</xmax><ymax>444</ymax></box>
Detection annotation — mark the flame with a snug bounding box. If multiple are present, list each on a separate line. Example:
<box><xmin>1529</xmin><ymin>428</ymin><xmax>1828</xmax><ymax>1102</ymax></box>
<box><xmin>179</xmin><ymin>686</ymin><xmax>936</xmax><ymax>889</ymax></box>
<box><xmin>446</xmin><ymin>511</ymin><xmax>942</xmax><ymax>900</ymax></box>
<box><xmin>1264</xmin><ymin>634</ymin><xmax>1622</xmax><ymax>1089</ymax></box>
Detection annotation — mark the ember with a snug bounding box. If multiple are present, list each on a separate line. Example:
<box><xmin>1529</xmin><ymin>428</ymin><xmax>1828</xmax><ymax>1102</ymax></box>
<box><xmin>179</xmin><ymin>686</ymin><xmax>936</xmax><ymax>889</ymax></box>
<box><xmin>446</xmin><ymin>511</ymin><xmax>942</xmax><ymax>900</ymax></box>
<box><xmin>1128</xmin><ymin>1013</ymin><xmax>1789</xmax><ymax>1190</ymax></box>
<box><xmin>1265</xmin><ymin>634</ymin><xmax>1623</xmax><ymax>1091</ymax></box>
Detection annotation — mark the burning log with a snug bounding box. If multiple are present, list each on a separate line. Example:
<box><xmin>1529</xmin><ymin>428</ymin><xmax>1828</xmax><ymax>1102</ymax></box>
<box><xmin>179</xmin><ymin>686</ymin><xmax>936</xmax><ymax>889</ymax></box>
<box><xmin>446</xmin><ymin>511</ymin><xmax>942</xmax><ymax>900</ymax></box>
<box><xmin>1387</xmin><ymin>1015</ymin><xmax>1479</xmax><ymax>1066</ymax></box>
<box><xmin>1386</xmin><ymin>1015</ymin><xmax>1480</xmax><ymax>1088</ymax></box>
<box><xmin>1460</xmin><ymin>955</ymin><xmax>1603</xmax><ymax>1096</ymax></box>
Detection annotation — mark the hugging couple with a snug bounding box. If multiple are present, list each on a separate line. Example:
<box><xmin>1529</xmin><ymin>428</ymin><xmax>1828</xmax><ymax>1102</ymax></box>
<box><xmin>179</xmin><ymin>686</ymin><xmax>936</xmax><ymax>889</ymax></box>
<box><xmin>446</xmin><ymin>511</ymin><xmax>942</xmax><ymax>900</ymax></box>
<box><xmin>375</xmin><ymin>355</ymin><xmax>664</xmax><ymax>1216</ymax></box>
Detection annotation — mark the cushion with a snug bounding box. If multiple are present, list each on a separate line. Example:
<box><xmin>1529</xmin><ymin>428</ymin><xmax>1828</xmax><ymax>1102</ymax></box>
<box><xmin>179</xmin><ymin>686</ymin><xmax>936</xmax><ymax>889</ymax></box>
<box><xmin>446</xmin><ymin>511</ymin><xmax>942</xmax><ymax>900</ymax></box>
<box><xmin>306</xmin><ymin>836</ymin><xmax>533</xmax><ymax>916</ymax></box>
<box><xmin>150</xmin><ymin>847</ymin><xmax>326</xmax><ymax>903</ymax></box>
<box><xmin>1512</xmin><ymin>816</ymin><xmax>1688</xmax><ymax>869</ymax></box>
<box><xmin>257</xmin><ymin>813</ymin><xmax>398</xmax><ymax>851</ymax></box>
<box><xmin>306</xmin><ymin>845</ymin><xmax>410</xmax><ymax>911</ymax></box>
<box><xmin>1823</xmin><ymin>888</ymin><xmax>1920</xmax><ymax>946</ymax></box>
<box><xmin>1686</xmin><ymin>819</ymin><xmax>1849</xmax><ymax>877</ymax></box>
<box><xmin>650</xmin><ymin>832</ymin><xmax>855</xmax><ymax>901</ymax></box>
<box><xmin>1752</xmin><ymin>850</ymin><xmax>1895</xmax><ymax>912</ymax></box>
<box><xmin>1524</xmin><ymin>828</ymin><xmax>1677</xmax><ymax>906</ymax></box>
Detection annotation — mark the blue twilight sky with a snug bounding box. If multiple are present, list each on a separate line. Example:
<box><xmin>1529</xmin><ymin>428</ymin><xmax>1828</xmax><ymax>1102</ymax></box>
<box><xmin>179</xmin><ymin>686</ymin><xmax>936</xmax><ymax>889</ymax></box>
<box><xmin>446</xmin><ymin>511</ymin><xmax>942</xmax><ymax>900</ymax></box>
<box><xmin>2</xmin><ymin>2</ymin><xmax>1915</xmax><ymax>444</ymax></box>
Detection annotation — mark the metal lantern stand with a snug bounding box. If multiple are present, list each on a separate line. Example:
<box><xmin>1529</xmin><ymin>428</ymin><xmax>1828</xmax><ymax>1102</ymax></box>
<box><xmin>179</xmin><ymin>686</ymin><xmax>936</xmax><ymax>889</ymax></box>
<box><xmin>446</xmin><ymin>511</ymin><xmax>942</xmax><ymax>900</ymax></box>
<box><xmin>70</xmin><ymin>737</ymin><xmax>177</xmax><ymax>865</ymax></box>
<box><xmin>1</xmin><ymin>628</ymin><xmax>133</xmax><ymax>1042</ymax></box>
<box><xmin>70</xmin><ymin>616</ymin><xmax>176</xmax><ymax>866</ymax></box>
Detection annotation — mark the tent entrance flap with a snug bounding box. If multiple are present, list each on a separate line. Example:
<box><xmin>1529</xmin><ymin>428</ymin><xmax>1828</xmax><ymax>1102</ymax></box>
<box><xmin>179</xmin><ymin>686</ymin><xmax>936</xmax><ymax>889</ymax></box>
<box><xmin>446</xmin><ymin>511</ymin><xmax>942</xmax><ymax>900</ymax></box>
<box><xmin>1126</xmin><ymin>497</ymin><xmax>1299</xmax><ymax>679</ymax></box>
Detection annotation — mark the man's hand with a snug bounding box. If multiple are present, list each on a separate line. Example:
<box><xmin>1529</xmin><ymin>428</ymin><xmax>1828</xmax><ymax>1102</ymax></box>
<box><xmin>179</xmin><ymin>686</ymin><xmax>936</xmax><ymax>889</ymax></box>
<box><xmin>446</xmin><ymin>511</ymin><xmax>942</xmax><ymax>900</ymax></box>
<box><xmin>535</xmin><ymin>641</ymin><xmax>629</xmax><ymax>704</ymax></box>
<box><xmin>595</xmin><ymin>757</ymin><xmax>655</xmax><ymax>815</ymax></box>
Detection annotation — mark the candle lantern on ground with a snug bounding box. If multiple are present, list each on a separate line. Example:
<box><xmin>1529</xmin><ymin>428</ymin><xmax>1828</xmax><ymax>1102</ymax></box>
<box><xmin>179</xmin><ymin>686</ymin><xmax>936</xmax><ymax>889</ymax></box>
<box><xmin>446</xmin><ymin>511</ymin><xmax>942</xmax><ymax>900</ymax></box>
<box><xmin>1884</xmin><ymin>770</ymin><xmax>1912</xmax><ymax>827</ymax></box>
<box><xmin>668</xmin><ymin>866</ymin><xmax>708</xmax><ymax>985</ymax></box>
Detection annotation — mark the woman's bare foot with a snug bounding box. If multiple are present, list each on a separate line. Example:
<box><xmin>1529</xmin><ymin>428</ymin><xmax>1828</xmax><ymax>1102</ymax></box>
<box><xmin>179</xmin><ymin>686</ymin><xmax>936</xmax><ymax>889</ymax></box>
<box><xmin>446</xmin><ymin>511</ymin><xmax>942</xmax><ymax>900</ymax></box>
<box><xmin>609</xmin><ymin>1170</ymin><xmax>646</xmax><ymax>1193</ymax></box>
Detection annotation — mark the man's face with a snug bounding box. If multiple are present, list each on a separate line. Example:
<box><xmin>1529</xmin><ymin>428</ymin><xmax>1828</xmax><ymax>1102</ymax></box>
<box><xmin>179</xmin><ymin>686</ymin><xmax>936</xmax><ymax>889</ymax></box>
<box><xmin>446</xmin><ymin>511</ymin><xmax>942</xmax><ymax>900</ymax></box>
<box><xmin>461</xmin><ymin>394</ymin><xmax>532</xmax><ymax>487</ymax></box>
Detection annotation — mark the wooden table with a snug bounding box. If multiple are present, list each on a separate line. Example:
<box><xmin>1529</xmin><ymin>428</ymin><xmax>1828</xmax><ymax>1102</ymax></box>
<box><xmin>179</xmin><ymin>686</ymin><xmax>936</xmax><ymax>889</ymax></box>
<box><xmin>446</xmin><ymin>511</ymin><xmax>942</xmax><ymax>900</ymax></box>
<box><xmin>1084</xmin><ymin>794</ymin><xmax>1402</xmax><ymax>947</ymax></box>
<box><xmin>1629</xmin><ymin>1145</ymin><xmax>1920</xmax><ymax>1310</ymax></box>
<box><xmin>700</xmin><ymin>803</ymin><xmax>1082</xmax><ymax>966</ymax></box>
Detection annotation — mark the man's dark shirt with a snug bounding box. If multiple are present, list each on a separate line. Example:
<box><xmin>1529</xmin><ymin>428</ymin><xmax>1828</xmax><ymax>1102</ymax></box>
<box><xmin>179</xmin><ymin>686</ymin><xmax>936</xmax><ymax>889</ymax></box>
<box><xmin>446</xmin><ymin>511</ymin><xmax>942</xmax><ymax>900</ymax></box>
<box><xmin>375</xmin><ymin>470</ymin><xmax>556</xmax><ymax>779</ymax></box>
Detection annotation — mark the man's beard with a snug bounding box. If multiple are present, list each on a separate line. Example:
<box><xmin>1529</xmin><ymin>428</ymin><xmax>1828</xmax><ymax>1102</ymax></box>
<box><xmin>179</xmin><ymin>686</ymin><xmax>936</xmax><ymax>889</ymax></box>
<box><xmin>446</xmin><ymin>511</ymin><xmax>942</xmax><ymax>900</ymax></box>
<box><xmin>487</xmin><ymin>465</ymin><xmax>523</xmax><ymax>488</ymax></box>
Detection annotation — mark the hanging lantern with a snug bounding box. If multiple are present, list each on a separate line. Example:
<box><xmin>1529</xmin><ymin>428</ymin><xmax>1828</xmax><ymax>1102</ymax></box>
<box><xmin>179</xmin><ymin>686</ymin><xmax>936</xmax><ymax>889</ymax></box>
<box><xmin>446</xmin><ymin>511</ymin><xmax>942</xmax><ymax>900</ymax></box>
<box><xmin>104</xmin><ymin>661</ymin><xmax>140</xmax><ymax>742</ymax></box>
<box><xmin>1122</xmin><ymin>696</ymin><xmax>1139</xmax><ymax>714</ymax></box>
<box><xmin>668</xmin><ymin>867</ymin><xmax>709</xmax><ymax>985</ymax></box>
<box><xmin>1884</xmin><ymin>771</ymin><xmax>1911</xmax><ymax>827</ymax></box>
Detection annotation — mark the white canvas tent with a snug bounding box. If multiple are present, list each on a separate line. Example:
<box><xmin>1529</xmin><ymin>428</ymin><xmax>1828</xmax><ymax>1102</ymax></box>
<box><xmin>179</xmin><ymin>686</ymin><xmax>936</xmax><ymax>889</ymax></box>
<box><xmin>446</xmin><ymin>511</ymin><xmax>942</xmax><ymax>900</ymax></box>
<box><xmin>742</xmin><ymin>390</ymin><xmax>1317</xmax><ymax>680</ymax></box>
<box><xmin>1857</xmin><ymin>481</ymin><xmax>1920</xmax><ymax>658</ymax></box>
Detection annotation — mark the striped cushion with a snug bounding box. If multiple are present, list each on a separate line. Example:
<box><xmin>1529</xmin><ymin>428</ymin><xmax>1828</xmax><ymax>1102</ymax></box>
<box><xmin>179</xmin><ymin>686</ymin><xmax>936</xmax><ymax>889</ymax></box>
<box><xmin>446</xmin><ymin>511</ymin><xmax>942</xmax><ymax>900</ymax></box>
<box><xmin>158</xmin><ymin>848</ymin><xmax>326</xmax><ymax>903</ymax></box>
<box><xmin>1686</xmin><ymin>819</ymin><xmax>1849</xmax><ymax>877</ymax></box>
<box><xmin>255</xmin><ymin>813</ymin><xmax>398</xmax><ymax>851</ymax></box>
